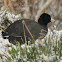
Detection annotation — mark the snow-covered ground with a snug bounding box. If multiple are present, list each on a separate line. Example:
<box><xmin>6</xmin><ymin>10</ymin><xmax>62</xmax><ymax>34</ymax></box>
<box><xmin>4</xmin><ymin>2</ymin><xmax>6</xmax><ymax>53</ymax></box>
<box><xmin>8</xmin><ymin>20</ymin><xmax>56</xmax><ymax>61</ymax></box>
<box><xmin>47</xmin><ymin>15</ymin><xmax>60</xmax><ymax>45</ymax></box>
<box><xmin>0</xmin><ymin>7</ymin><xmax>62</xmax><ymax>62</ymax></box>
<box><xmin>0</xmin><ymin>28</ymin><xmax>62</xmax><ymax>62</ymax></box>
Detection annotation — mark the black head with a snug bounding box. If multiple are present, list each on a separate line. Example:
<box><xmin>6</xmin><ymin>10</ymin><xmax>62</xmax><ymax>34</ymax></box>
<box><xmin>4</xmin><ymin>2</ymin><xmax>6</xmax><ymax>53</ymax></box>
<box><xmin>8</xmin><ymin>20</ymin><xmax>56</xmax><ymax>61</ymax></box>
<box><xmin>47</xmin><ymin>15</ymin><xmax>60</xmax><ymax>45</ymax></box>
<box><xmin>38</xmin><ymin>13</ymin><xmax>51</xmax><ymax>26</ymax></box>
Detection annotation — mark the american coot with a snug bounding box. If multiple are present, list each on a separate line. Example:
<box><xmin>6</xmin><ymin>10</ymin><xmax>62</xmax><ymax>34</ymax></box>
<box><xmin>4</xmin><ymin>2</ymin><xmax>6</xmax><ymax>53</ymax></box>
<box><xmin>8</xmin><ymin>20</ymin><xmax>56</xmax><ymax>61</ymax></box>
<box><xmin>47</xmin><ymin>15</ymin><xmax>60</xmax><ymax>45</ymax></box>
<box><xmin>2</xmin><ymin>13</ymin><xmax>51</xmax><ymax>45</ymax></box>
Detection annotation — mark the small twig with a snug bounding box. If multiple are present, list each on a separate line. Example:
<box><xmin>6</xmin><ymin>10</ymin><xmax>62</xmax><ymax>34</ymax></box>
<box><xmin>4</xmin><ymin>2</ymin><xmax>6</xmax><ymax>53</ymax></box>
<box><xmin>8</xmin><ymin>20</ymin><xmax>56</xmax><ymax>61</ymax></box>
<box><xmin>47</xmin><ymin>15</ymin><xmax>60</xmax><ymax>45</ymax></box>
<box><xmin>38</xmin><ymin>36</ymin><xmax>44</xmax><ymax>39</ymax></box>
<box><xmin>4</xmin><ymin>0</ymin><xmax>8</xmax><ymax>7</ymax></box>
<box><xmin>24</xmin><ymin>0</ymin><xmax>31</xmax><ymax>18</ymax></box>
<box><xmin>39</xmin><ymin>33</ymin><xmax>46</xmax><ymax>36</ymax></box>
<box><xmin>8</xmin><ymin>0</ymin><xmax>15</xmax><ymax>14</ymax></box>
<box><xmin>54</xmin><ymin>14</ymin><xmax>59</xmax><ymax>20</ymax></box>
<box><xmin>22</xmin><ymin>20</ymin><xmax>27</xmax><ymax>44</ymax></box>
<box><xmin>22</xmin><ymin>20</ymin><xmax>35</xmax><ymax>42</ymax></box>
<box><xmin>56</xmin><ymin>0</ymin><xmax>62</xmax><ymax>10</ymax></box>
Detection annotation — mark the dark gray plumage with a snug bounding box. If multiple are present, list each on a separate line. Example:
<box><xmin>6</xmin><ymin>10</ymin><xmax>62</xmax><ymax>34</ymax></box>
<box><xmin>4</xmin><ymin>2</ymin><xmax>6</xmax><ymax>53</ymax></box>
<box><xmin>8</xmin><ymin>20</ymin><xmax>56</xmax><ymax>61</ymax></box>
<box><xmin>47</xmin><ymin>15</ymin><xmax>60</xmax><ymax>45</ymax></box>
<box><xmin>2</xmin><ymin>13</ymin><xmax>51</xmax><ymax>45</ymax></box>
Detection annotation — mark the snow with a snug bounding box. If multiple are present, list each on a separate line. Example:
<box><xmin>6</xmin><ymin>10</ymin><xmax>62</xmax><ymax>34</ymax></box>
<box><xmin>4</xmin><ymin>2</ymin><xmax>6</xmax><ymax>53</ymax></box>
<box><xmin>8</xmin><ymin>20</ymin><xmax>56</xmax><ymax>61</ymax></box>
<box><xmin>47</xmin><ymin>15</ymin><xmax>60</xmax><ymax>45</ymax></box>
<box><xmin>0</xmin><ymin>20</ymin><xmax>62</xmax><ymax>62</ymax></box>
<box><xmin>0</xmin><ymin>6</ymin><xmax>62</xmax><ymax>62</ymax></box>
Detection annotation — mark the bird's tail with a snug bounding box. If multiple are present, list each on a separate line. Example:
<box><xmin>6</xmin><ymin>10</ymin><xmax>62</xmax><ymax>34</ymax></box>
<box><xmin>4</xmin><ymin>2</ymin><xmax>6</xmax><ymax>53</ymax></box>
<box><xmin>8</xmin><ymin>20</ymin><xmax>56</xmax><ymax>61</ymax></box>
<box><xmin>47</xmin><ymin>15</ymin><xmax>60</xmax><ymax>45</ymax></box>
<box><xmin>2</xmin><ymin>31</ymin><xmax>9</xmax><ymax>39</ymax></box>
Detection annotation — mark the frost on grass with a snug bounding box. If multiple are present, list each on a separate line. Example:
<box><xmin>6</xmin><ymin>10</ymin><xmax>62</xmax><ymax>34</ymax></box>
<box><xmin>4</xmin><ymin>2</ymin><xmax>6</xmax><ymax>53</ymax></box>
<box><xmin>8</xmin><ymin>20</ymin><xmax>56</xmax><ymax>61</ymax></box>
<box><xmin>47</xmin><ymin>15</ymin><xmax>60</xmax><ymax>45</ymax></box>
<box><xmin>0</xmin><ymin>6</ymin><xmax>21</xmax><ymax>24</ymax></box>
<box><xmin>0</xmin><ymin>6</ymin><xmax>21</xmax><ymax>62</ymax></box>
<box><xmin>3</xmin><ymin>29</ymin><xmax>62</xmax><ymax>62</ymax></box>
<box><xmin>0</xmin><ymin>6</ymin><xmax>62</xmax><ymax>62</ymax></box>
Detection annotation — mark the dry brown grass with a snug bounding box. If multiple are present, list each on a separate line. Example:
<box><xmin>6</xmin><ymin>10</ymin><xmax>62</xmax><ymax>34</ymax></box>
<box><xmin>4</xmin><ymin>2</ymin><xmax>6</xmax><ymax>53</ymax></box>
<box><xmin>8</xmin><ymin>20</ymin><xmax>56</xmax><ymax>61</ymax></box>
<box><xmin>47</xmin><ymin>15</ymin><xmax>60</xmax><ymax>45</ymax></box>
<box><xmin>0</xmin><ymin>0</ymin><xmax>62</xmax><ymax>21</ymax></box>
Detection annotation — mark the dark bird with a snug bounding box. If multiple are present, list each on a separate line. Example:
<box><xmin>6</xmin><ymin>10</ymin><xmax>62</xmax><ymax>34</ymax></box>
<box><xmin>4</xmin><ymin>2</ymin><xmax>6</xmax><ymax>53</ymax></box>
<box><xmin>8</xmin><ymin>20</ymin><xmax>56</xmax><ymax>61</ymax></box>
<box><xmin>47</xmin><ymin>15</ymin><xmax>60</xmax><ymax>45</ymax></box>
<box><xmin>2</xmin><ymin>13</ymin><xmax>51</xmax><ymax>45</ymax></box>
